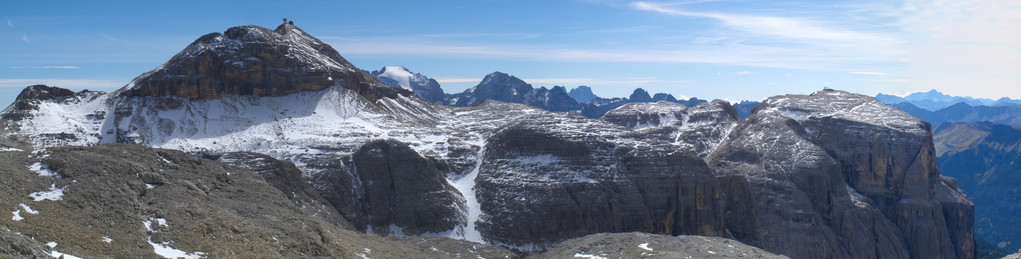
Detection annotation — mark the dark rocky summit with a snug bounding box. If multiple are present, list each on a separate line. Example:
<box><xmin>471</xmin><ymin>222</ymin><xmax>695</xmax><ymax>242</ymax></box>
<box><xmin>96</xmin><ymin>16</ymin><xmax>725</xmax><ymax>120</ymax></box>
<box><xmin>567</xmin><ymin>85</ymin><xmax>598</xmax><ymax>103</ymax></box>
<box><xmin>118</xmin><ymin>23</ymin><xmax>408</xmax><ymax>101</ymax></box>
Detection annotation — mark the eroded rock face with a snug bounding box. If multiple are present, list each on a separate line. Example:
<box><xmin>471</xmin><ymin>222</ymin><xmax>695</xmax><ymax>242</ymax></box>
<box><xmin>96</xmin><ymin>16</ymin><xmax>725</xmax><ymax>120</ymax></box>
<box><xmin>118</xmin><ymin>23</ymin><xmax>407</xmax><ymax>101</ymax></box>
<box><xmin>331</xmin><ymin>139</ymin><xmax>466</xmax><ymax>236</ymax></box>
<box><xmin>707</xmin><ymin>90</ymin><xmax>974</xmax><ymax>259</ymax></box>
<box><xmin>475</xmin><ymin>113</ymin><xmax>727</xmax><ymax>248</ymax></box>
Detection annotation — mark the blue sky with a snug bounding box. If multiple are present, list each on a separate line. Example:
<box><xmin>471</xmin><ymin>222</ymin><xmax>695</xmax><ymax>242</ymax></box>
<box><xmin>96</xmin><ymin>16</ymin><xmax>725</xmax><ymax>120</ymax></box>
<box><xmin>3</xmin><ymin>0</ymin><xmax>1020</xmax><ymax>107</ymax></box>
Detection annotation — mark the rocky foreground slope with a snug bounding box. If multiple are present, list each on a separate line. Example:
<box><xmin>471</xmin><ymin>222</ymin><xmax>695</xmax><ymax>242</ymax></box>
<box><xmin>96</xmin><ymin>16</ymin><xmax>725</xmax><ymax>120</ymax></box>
<box><xmin>0</xmin><ymin>144</ymin><xmax>785</xmax><ymax>258</ymax></box>
<box><xmin>0</xmin><ymin>22</ymin><xmax>975</xmax><ymax>258</ymax></box>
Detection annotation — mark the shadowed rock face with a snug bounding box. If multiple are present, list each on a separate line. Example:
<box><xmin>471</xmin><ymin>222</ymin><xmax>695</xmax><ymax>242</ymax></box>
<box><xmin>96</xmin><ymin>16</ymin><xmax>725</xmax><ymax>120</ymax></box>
<box><xmin>707</xmin><ymin>90</ymin><xmax>974</xmax><ymax>259</ymax></box>
<box><xmin>118</xmin><ymin>23</ymin><xmax>407</xmax><ymax>101</ymax></box>
<box><xmin>314</xmin><ymin>139</ymin><xmax>466</xmax><ymax>236</ymax></box>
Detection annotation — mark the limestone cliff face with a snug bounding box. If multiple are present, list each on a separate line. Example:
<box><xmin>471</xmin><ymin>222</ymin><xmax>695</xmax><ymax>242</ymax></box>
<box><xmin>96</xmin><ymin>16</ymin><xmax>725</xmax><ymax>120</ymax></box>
<box><xmin>707</xmin><ymin>90</ymin><xmax>974</xmax><ymax>259</ymax></box>
<box><xmin>118</xmin><ymin>23</ymin><xmax>407</xmax><ymax>101</ymax></box>
<box><xmin>475</xmin><ymin>112</ymin><xmax>730</xmax><ymax>248</ymax></box>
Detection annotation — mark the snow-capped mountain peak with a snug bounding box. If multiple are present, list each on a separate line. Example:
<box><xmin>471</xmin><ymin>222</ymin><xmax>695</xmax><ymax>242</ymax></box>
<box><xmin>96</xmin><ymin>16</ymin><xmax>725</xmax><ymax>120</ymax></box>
<box><xmin>370</xmin><ymin>66</ymin><xmax>447</xmax><ymax>103</ymax></box>
<box><xmin>376</xmin><ymin>66</ymin><xmax>416</xmax><ymax>89</ymax></box>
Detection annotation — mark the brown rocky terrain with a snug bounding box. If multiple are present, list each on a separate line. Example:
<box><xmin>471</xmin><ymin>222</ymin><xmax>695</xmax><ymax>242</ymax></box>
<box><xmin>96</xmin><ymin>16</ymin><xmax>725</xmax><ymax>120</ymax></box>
<box><xmin>0</xmin><ymin>144</ymin><xmax>513</xmax><ymax>258</ymax></box>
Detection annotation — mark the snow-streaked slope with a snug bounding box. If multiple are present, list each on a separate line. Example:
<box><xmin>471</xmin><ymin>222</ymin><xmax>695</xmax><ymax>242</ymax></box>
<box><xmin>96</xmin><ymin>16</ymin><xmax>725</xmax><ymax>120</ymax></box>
<box><xmin>4</xmin><ymin>91</ymin><xmax>109</xmax><ymax>147</ymax></box>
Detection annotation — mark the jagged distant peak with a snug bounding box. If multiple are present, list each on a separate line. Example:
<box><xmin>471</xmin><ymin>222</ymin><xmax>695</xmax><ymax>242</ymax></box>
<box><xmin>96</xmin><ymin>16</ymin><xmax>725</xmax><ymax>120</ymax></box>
<box><xmin>629</xmin><ymin>88</ymin><xmax>652</xmax><ymax>102</ymax></box>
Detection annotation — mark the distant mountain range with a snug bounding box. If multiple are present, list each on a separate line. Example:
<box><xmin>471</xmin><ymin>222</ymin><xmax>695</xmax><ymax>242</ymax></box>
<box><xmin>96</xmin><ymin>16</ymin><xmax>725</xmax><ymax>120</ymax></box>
<box><xmin>877</xmin><ymin>89</ymin><xmax>1021</xmax><ymax>111</ymax></box>
<box><xmin>370</xmin><ymin>66</ymin><xmax>715</xmax><ymax>118</ymax></box>
<box><xmin>876</xmin><ymin>90</ymin><xmax>1021</xmax><ymax>126</ymax></box>
<box><xmin>934</xmin><ymin>122</ymin><xmax>1021</xmax><ymax>254</ymax></box>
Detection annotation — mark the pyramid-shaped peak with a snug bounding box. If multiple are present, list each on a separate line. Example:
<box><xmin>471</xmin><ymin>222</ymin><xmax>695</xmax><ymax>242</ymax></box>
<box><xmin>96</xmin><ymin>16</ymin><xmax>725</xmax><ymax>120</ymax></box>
<box><xmin>118</xmin><ymin>23</ymin><xmax>406</xmax><ymax>101</ymax></box>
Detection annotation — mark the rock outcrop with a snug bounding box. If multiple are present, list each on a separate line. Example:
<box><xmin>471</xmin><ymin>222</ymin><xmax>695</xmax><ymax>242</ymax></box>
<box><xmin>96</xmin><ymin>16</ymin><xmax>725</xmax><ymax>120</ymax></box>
<box><xmin>538</xmin><ymin>232</ymin><xmax>787</xmax><ymax>259</ymax></box>
<box><xmin>118</xmin><ymin>23</ymin><xmax>407</xmax><ymax>102</ymax></box>
<box><xmin>312</xmin><ymin>139</ymin><xmax>466</xmax><ymax>236</ymax></box>
<box><xmin>707</xmin><ymin>90</ymin><xmax>974</xmax><ymax>258</ymax></box>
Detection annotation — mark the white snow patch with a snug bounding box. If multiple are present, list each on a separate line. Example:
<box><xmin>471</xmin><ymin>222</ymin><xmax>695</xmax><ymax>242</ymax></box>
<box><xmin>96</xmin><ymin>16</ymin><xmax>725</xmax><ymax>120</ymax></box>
<box><xmin>448</xmin><ymin>143</ymin><xmax>485</xmax><ymax>243</ymax></box>
<box><xmin>102</xmin><ymin>236</ymin><xmax>113</xmax><ymax>243</ymax></box>
<box><xmin>49</xmin><ymin>250</ymin><xmax>83</xmax><ymax>259</ymax></box>
<box><xmin>847</xmin><ymin>185</ymin><xmax>871</xmax><ymax>208</ymax></box>
<box><xmin>707</xmin><ymin>250</ymin><xmax>717</xmax><ymax>254</ymax></box>
<box><xmin>11</xmin><ymin>210</ymin><xmax>22</xmax><ymax>221</ymax></box>
<box><xmin>574</xmin><ymin>253</ymin><xmax>607</xmax><ymax>259</ymax></box>
<box><xmin>0</xmin><ymin>147</ymin><xmax>22</xmax><ymax>152</ymax></box>
<box><xmin>149</xmin><ymin>238</ymin><xmax>206</xmax><ymax>259</ymax></box>
<box><xmin>46</xmin><ymin>241</ymin><xmax>57</xmax><ymax>248</ymax></box>
<box><xmin>144</xmin><ymin>218</ymin><xmax>205</xmax><ymax>259</ymax></box>
<box><xmin>28</xmin><ymin>162</ymin><xmax>59</xmax><ymax>177</ymax></box>
<box><xmin>19</xmin><ymin>204</ymin><xmax>38</xmax><ymax>215</ymax></box>
<box><xmin>639</xmin><ymin>243</ymin><xmax>653</xmax><ymax>251</ymax></box>
<box><xmin>29</xmin><ymin>184</ymin><xmax>65</xmax><ymax>201</ymax></box>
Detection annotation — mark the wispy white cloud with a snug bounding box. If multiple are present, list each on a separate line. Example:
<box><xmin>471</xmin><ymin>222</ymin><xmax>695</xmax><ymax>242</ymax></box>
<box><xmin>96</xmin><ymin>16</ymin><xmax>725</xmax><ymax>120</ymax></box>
<box><xmin>5</xmin><ymin>17</ymin><xmax>12</xmax><ymax>28</ymax></box>
<box><xmin>0</xmin><ymin>79</ymin><xmax>124</xmax><ymax>89</ymax></box>
<box><xmin>849</xmin><ymin>71</ymin><xmax>889</xmax><ymax>77</ymax></box>
<box><xmin>632</xmin><ymin>2</ymin><xmax>896</xmax><ymax>43</ymax></box>
<box><xmin>326</xmin><ymin>36</ymin><xmax>842</xmax><ymax>69</ymax></box>
<box><xmin>21</xmin><ymin>34</ymin><xmax>29</xmax><ymax>43</ymax></box>
<box><xmin>32</xmin><ymin>66</ymin><xmax>80</xmax><ymax>69</ymax></box>
<box><xmin>734</xmin><ymin>71</ymin><xmax>751</xmax><ymax>75</ymax></box>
